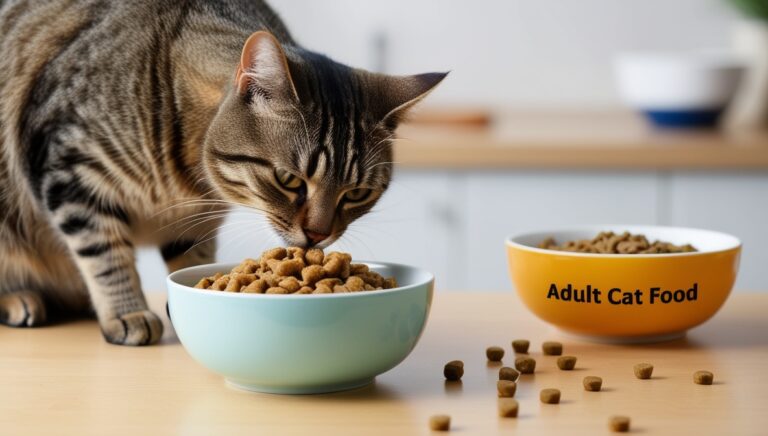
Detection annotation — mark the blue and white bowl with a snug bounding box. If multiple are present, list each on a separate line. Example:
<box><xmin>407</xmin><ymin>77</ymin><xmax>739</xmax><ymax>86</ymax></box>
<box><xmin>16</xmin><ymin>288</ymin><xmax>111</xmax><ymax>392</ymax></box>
<box><xmin>615</xmin><ymin>52</ymin><xmax>745</xmax><ymax>128</ymax></box>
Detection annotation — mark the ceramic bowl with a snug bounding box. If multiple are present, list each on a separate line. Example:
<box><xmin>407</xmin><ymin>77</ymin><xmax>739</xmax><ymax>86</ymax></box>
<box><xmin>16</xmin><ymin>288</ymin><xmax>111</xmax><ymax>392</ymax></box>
<box><xmin>506</xmin><ymin>226</ymin><xmax>741</xmax><ymax>343</ymax></box>
<box><xmin>614</xmin><ymin>52</ymin><xmax>745</xmax><ymax>127</ymax></box>
<box><xmin>168</xmin><ymin>262</ymin><xmax>434</xmax><ymax>394</ymax></box>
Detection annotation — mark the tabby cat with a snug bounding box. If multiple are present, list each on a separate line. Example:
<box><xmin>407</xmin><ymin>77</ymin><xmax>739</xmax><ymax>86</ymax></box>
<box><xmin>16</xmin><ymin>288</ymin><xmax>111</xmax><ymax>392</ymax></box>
<box><xmin>0</xmin><ymin>0</ymin><xmax>444</xmax><ymax>345</ymax></box>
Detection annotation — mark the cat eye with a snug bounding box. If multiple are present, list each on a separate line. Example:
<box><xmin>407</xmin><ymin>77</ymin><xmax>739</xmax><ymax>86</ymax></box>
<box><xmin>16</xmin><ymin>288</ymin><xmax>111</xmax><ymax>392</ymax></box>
<box><xmin>343</xmin><ymin>188</ymin><xmax>373</xmax><ymax>203</ymax></box>
<box><xmin>274</xmin><ymin>168</ymin><xmax>303</xmax><ymax>190</ymax></box>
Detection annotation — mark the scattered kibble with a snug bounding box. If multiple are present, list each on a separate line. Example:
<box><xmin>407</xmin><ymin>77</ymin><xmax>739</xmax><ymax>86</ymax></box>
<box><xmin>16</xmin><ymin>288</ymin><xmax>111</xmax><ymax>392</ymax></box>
<box><xmin>583</xmin><ymin>376</ymin><xmax>603</xmax><ymax>392</ymax></box>
<box><xmin>497</xmin><ymin>380</ymin><xmax>517</xmax><ymax>398</ymax></box>
<box><xmin>429</xmin><ymin>414</ymin><xmax>451</xmax><ymax>431</ymax></box>
<box><xmin>540</xmin><ymin>388</ymin><xmax>561</xmax><ymax>404</ymax></box>
<box><xmin>693</xmin><ymin>370</ymin><xmax>714</xmax><ymax>385</ymax></box>
<box><xmin>443</xmin><ymin>360</ymin><xmax>464</xmax><ymax>381</ymax></box>
<box><xmin>515</xmin><ymin>356</ymin><xmax>536</xmax><ymax>374</ymax></box>
<box><xmin>486</xmin><ymin>346</ymin><xmax>505</xmax><ymax>361</ymax></box>
<box><xmin>498</xmin><ymin>398</ymin><xmax>519</xmax><ymax>418</ymax></box>
<box><xmin>557</xmin><ymin>356</ymin><xmax>577</xmax><ymax>370</ymax></box>
<box><xmin>499</xmin><ymin>366</ymin><xmax>520</xmax><ymax>381</ymax></box>
<box><xmin>609</xmin><ymin>416</ymin><xmax>630</xmax><ymax>432</ymax></box>
<box><xmin>511</xmin><ymin>339</ymin><xmax>530</xmax><ymax>354</ymax></box>
<box><xmin>542</xmin><ymin>341</ymin><xmax>563</xmax><ymax>356</ymax></box>
<box><xmin>633</xmin><ymin>363</ymin><xmax>654</xmax><ymax>379</ymax></box>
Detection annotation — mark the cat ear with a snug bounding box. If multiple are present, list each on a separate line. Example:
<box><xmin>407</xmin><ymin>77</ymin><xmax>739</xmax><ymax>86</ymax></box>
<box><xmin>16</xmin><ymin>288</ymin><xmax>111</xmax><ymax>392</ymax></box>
<box><xmin>235</xmin><ymin>31</ymin><xmax>299</xmax><ymax>103</ymax></box>
<box><xmin>379</xmin><ymin>72</ymin><xmax>448</xmax><ymax>127</ymax></box>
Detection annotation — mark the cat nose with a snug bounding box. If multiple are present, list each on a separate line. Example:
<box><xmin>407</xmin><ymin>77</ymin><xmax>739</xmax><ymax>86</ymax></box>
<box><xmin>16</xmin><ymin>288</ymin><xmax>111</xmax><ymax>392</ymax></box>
<box><xmin>303</xmin><ymin>229</ymin><xmax>329</xmax><ymax>246</ymax></box>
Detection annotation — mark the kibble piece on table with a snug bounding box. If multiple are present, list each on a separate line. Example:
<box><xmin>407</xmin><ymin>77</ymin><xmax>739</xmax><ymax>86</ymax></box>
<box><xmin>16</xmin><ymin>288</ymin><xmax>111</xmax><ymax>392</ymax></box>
<box><xmin>609</xmin><ymin>416</ymin><xmax>630</xmax><ymax>432</ymax></box>
<box><xmin>511</xmin><ymin>339</ymin><xmax>530</xmax><ymax>354</ymax></box>
<box><xmin>429</xmin><ymin>415</ymin><xmax>451</xmax><ymax>432</ymax></box>
<box><xmin>557</xmin><ymin>356</ymin><xmax>577</xmax><ymax>370</ymax></box>
<box><xmin>515</xmin><ymin>356</ymin><xmax>536</xmax><ymax>374</ymax></box>
<box><xmin>499</xmin><ymin>366</ymin><xmax>520</xmax><ymax>381</ymax></box>
<box><xmin>693</xmin><ymin>370</ymin><xmax>714</xmax><ymax>385</ymax></box>
<box><xmin>633</xmin><ymin>363</ymin><xmax>654</xmax><ymax>379</ymax></box>
<box><xmin>497</xmin><ymin>380</ymin><xmax>517</xmax><ymax>397</ymax></box>
<box><xmin>540</xmin><ymin>388</ymin><xmax>561</xmax><ymax>404</ymax></box>
<box><xmin>542</xmin><ymin>341</ymin><xmax>563</xmax><ymax>356</ymax></box>
<box><xmin>583</xmin><ymin>376</ymin><xmax>603</xmax><ymax>392</ymax></box>
<box><xmin>498</xmin><ymin>398</ymin><xmax>519</xmax><ymax>418</ymax></box>
<box><xmin>443</xmin><ymin>360</ymin><xmax>464</xmax><ymax>381</ymax></box>
<box><xmin>486</xmin><ymin>346</ymin><xmax>505</xmax><ymax>361</ymax></box>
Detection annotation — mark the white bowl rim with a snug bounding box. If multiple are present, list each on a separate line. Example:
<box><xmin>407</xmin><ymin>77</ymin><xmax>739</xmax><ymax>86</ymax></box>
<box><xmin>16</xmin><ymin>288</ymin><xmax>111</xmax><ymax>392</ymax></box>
<box><xmin>506</xmin><ymin>225</ymin><xmax>741</xmax><ymax>258</ymax></box>
<box><xmin>167</xmin><ymin>260</ymin><xmax>435</xmax><ymax>299</ymax></box>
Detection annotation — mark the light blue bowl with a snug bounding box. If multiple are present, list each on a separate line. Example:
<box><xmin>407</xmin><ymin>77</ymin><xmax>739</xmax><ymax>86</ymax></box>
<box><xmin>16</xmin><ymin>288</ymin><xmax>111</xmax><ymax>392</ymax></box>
<box><xmin>167</xmin><ymin>262</ymin><xmax>434</xmax><ymax>394</ymax></box>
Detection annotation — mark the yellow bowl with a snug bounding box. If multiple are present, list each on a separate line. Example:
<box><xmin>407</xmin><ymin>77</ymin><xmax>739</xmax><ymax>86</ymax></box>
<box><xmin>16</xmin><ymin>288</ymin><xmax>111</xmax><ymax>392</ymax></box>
<box><xmin>506</xmin><ymin>226</ymin><xmax>741</xmax><ymax>342</ymax></box>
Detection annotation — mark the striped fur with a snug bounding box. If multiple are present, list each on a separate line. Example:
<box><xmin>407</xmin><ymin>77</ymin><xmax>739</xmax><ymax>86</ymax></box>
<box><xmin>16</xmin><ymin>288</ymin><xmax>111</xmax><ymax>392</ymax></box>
<box><xmin>0</xmin><ymin>0</ymin><xmax>444</xmax><ymax>345</ymax></box>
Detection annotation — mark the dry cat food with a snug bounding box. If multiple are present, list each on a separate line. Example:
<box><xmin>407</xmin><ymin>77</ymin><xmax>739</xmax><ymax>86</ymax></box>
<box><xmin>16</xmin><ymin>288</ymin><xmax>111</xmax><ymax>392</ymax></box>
<box><xmin>514</xmin><ymin>356</ymin><xmax>536</xmax><ymax>374</ymax></box>
<box><xmin>557</xmin><ymin>356</ymin><xmax>577</xmax><ymax>370</ymax></box>
<box><xmin>499</xmin><ymin>366</ymin><xmax>519</xmax><ymax>381</ymax></box>
<box><xmin>540</xmin><ymin>388</ymin><xmax>561</xmax><ymax>404</ymax></box>
<box><xmin>429</xmin><ymin>414</ymin><xmax>451</xmax><ymax>431</ymax></box>
<box><xmin>583</xmin><ymin>376</ymin><xmax>603</xmax><ymax>392</ymax></box>
<box><xmin>444</xmin><ymin>360</ymin><xmax>464</xmax><ymax>381</ymax></box>
<box><xmin>542</xmin><ymin>341</ymin><xmax>563</xmax><ymax>356</ymax></box>
<box><xmin>538</xmin><ymin>231</ymin><xmax>697</xmax><ymax>254</ymax></box>
<box><xmin>693</xmin><ymin>370</ymin><xmax>714</xmax><ymax>385</ymax></box>
<box><xmin>498</xmin><ymin>398</ymin><xmax>519</xmax><ymax>418</ymax></box>
<box><xmin>193</xmin><ymin>247</ymin><xmax>397</xmax><ymax>294</ymax></box>
<box><xmin>486</xmin><ymin>346</ymin><xmax>505</xmax><ymax>361</ymax></box>
<box><xmin>633</xmin><ymin>363</ymin><xmax>654</xmax><ymax>379</ymax></box>
<box><xmin>511</xmin><ymin>339</ymin><xmax>529</xmax><ymax>354</ymax></box>
<box><xmin>497</xmin><ymin>380</ymin><xmax>517</xmax><ymax>398</ymax></box>
<box><xmin>609</xmin><ymin>416</ymin><xmax>631</xmax><ymax>432</ymax></box>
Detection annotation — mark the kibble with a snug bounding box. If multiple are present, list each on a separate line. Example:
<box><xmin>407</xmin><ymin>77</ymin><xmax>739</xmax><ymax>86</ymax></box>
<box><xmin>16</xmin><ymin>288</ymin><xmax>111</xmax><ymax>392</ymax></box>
<box><xmin>497</xmin><ymin>380</ymin><xmax>517</xmax><ymax>397</ymax></box>
<box><xmin>499</xmin><ymin>367</ymin><xmax>519</xmax><ymax>381</ymax></box>
<box><xmin>486</xmin><ymin>346</ymin><xmax>505</xmax><ymax>361</ymax></box>
<box><xmin>557</xmin><ymin>356</ymin><xmax>577</xmax><ymax>370</ymax></box>
<box><xmin>539</xmin><ymin>231</ymin><xmax>697</xmax><ymax>254</ymax></box>
<box><xmin>633</xmin><ymin>363</ymin><xmax>654</xmax><ymax>379</ymax></box>
<box><xmin>195</xmin><ymin>247</ymin><xmax>397</xmax><ymax>294</ymax></box>
<box><xmin>511</xmin><ymin>339</ymin><xmax>529</xmax><ymax>354</ymax></box>
<box><xmin>542</xmin><ymin>341</ymin><xmax>563</xmax><ymax>356</ymax></box>
<box><xmin>443</xmin><ymin>360</ymin><xmax>464</xmax><ymax>381</ymax></box>
<box><xmin>583</xmin><ymin>376</ymin><xmax>603</xmax><ymax>392</ymax></box>
<box><xmin>429</xmin><ymin>414</ymin><xmax>450</xmax><ymax>431</ymax></box>
<box><xmin>693</xmin><ymin>370</ymin><xmax>714</xmax><ymax>385</ymax></box>
<box><xmin>514</xmin><ymin>356</ymin><xmax>536</xmax><ymax>374</ymax></box>
<box><xmin>540</xmin><ymin>388</ymin><xmax>561</xmax><ymax>404</ymax></box>
<box><xmin>609</xmin><ymin>416</ymin><xmax>630</xmax><ymax>432</ymax></box>
<box><xmin>498</xmin><ymin>398</ymin><xmax>519</xmax><ymax>418</ymax></box>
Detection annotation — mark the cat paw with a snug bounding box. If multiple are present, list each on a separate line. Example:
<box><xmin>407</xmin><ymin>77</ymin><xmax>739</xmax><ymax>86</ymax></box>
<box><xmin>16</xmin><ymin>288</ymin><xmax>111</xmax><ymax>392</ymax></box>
<box><xmin>0</xmin><ymin>291</ymin><xmax>47</xmax><ymax>327</ymax></box>
<box><xmin>101</xmin><ymin>310</ymin><xmax>164</xmax><ymax>346</ymax></box>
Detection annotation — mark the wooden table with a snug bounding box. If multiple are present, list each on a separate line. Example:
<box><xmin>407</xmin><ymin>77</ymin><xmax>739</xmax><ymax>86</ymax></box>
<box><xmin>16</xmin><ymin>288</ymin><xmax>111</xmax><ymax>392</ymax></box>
<box><xmin>2</xmin><ymin>292</ymin><xmax>767</xmax><ymax>435</ymax></box>
<box><xmin>395</xmin><ymin>110</ymin><xmax>768</xmax><ymax>170</ymax></box>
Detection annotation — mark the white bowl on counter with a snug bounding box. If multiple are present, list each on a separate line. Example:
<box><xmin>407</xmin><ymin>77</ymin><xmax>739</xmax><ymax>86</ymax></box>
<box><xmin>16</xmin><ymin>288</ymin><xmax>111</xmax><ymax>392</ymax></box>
<box><xmin>614</xmin><ymin>52</ymin><xmax>745</xmax><ymax>128</ymax></box>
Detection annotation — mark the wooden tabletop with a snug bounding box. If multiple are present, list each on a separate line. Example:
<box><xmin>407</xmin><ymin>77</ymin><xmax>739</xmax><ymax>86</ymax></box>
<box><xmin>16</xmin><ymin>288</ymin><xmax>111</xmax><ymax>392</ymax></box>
<box><xmin>1</xmin><ymin>292</ymin><xmax>767</xmax><ymax>435</ymax></box>
<box><xmin>395</xmin><ymin>110</ymin><xmax>768</xmax><ymax>170</ymax></box>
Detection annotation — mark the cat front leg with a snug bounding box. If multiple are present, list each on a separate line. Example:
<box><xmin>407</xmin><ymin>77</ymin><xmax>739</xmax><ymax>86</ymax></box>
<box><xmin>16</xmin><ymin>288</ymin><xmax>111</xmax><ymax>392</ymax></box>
<box><xmin>48</xmin><ymin>200</ymin><xmax>163</xmax><ymax>345</ymax></box>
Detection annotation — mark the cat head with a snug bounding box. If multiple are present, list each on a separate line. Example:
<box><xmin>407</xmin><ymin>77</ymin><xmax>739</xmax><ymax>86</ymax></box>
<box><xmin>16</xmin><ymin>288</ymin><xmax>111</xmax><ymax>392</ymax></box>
<box><xmin>203</xmin><ymin>31</ymin><xmax>445</xmax><ymax>248</ymax></box>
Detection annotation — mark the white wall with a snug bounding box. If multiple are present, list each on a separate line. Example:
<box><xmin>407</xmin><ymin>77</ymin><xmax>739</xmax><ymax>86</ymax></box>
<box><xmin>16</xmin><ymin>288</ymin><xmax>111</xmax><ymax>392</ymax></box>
<box><xmin>270</xmin><ymin>0</ymin><xmax>740</xmax><ymax>108</ymax></box>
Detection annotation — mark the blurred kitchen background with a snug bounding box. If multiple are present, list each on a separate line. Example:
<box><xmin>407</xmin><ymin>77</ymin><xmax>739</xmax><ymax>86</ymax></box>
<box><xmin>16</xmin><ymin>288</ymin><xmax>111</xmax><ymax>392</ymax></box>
<box><xmin>140</xmin><ymin>0</ymin><xmax>768</xmax><ymax>292</ymax></box>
